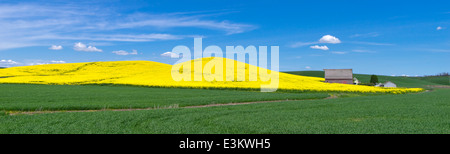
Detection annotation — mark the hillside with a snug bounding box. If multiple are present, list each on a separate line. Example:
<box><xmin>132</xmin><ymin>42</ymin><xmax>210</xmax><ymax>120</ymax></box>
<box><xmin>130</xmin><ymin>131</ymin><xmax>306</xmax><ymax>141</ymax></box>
<box><xmin>414</xmin><ymin>76</ymin><xmax>449</xmax><ymax>85</ymax></box>
<box><xmin>284</xmin><ymin>71</ymin><xmax>443</xmax><ymax>88</ymax></box>
<box><xmin>0</xmin><ymin>58</ymin><xmax>422</xmax><ymax>93</ymax></box>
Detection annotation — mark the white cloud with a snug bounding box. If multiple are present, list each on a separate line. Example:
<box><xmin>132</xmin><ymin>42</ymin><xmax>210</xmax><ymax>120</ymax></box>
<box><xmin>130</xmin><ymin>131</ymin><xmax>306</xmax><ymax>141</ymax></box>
<box><xmin>49</xmin><ymin>45</ymin><xmax>63</xmax><ymax>50</ymax></box>
<box><xmin>310</xmin><ymin>45</ymin><xmax>329</xmax><ymax>50</ymax></box>
<box><xmin>437</xmin><ymin>26</ymin><xmax>443</xmax><ymax>30</ymax></box>
<box><xmin>305</xmin><ymin>66</ymin><xmax>311</xmax><ymax>69</ymax></box>
<box><xmin>331</xmin><ymin>51</ymin><xmax>347</xmax><ymax>54</ymax></box>
<box><xmin>291</xmin><ymin>35</ymin><xmax>340</xmax><ymax>48</ymax></box>
<box><xmin>112</xmin><ymin>49</ymin><xmax>138</xmax><ymax>55</ymax></box>
<box><xmin>292</xmin><ymin>34</ymin><xmax>390</xmax><ymax>49</ymax></box>
<box><xmin>0</xmin><ymin>59</ymin><xmax>19</xmax><ymax>67</ymax></box>
<box><xmin>73</xmin><ymin>42</ymin><xmax>102</xmax><ymax>52</ymax></box>
<box><xmin>161</xmin><ymin>51</ymin><xmax>180</xmax><ymax>58</ymax></box>
<box><xmin>26</xmin><ymin>60</ymin><xmax>66</xmax><ymax>66</ymax></box>
<box><xmin>0</xmin><ymin>59</ymin><xmax>66</xmax><ymax>67</ymax></box>
<box><xmin>50</xmin><ymin>60</ymin><xmax>66</xmax><ymax>63</ymax></box>
<box><xmin>319</xmin><ymin>35</ymin><xmax>341</xmax><ymax>44</ymax></box>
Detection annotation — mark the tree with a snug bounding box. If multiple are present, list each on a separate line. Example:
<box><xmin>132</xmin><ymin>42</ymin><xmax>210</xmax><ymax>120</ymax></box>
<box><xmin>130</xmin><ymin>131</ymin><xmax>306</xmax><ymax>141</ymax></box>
<box><xmin>370</xmin><ymin>75</ymin><xmax>379</xmax><ymax>84</ymax></box>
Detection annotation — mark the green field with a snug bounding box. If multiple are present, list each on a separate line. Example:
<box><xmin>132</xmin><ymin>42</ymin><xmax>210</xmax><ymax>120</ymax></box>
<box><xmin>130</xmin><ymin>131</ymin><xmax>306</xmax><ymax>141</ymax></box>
<box><xmin>284</xmin><ymin>71</ymin><xmax>443</xmax><ymax>88</ymax></box>
<box><xmin>0</xmin><ymin>71</ymin><xmax>448</xmax><ymax>134</ymax></box>
<box><xmin>0</xmin><ymin>87</ymin><xmax>448</xmax><ymax>134</ymax></box>
<box><xmin>415</xmin><ymin>76</ymin><xmax>449</xmax><ymax>85</ymax></box>
<box><xmin>0</xmin><ymin>84</ymin><xmax>328</xmax><ymax>112</ymax></box>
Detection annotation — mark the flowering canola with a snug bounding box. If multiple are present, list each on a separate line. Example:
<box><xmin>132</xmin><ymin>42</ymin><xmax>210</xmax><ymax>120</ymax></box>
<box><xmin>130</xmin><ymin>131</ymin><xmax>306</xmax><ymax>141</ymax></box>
<box><xmin>0</xmin><ymin>57</ymin><xmax>423</xmax><ymax>93</ymax></box>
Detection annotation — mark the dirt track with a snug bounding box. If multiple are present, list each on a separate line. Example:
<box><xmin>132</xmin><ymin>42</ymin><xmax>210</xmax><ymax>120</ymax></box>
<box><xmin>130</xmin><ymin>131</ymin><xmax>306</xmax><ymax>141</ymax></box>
<box><xmin>427</xmin><ymin>85</ymin><xmax>450</xmax><ymax>88</ymax></box>
<box><xmin>8</xmin><ymin>95</ymin><xmax>337</xmax><ymax>116</ymax></box>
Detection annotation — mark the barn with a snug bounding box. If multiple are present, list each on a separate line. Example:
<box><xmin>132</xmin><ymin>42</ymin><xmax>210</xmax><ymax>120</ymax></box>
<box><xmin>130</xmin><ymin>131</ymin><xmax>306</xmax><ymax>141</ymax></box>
<box><xmin>323</xmin><ymin>69</ymin><xmax>353</xmax><ymax>84</ymax></box>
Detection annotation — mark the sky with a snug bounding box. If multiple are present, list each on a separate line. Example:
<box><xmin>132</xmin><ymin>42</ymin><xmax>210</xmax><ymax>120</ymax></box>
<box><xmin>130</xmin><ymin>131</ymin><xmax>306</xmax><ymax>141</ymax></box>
<box><xmin>0</xmin><ymin>0</ymin><xmax>449</xmax><ymax>76</ymax></box>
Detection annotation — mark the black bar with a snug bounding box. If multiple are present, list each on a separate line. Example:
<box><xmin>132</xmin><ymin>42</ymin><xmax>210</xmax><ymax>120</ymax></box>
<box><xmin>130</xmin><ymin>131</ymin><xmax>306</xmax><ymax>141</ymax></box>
<box><xmin>0</xmin><ymin>134</ymin><xmax>446</xmax><ymax>152</ymax></box>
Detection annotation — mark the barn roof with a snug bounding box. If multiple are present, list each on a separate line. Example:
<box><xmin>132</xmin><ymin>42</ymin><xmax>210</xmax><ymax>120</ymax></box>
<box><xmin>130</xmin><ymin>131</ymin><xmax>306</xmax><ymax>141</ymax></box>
<box><xmin>323</xmin><ymin>69</ymin><xmax>353</xmax><ymax>79</ymax></box>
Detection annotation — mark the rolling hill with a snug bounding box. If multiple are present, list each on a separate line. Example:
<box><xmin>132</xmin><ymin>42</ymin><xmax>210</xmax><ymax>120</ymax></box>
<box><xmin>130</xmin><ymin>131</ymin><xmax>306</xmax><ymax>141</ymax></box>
<box><xmin>0</xmin><ymin>58</ymin><xmax>422</xmax><ymax>93</ymax></box>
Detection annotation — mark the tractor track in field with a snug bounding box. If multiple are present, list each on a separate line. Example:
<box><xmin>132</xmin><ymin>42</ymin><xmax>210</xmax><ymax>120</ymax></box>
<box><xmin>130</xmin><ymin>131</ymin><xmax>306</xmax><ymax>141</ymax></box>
<box><xmin>6</xmin><ymin>89</ymin><xmax>433</xmax><ymax>116</ymax></box>
<box><xmin>7</xmin><ymin>95</ymin><xmax>338</xmax><ymax>116</ymax></box>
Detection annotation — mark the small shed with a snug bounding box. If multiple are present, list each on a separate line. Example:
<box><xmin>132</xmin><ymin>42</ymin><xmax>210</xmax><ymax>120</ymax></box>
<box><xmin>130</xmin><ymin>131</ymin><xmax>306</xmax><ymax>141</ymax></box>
<box><xmin>375</xmin><ymin>81</ymin><xmax>397</xmax><ymax>88</ymax></box>
<box><xmin>383</xmin><ymin>81</ymin><xmax>397</xmax><ymax>88</ymax></box>
<box><xmin>323</xmin><ymin>69</ymin><xmax>353</xmax><ymax>84</ymax></box>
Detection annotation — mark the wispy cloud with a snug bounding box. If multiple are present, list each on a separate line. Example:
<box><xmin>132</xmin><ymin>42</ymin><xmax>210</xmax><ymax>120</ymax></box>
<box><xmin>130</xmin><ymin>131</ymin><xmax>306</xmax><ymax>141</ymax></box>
<box><xmin>352</xmin><ymin>49</ymin><xmax>376</xmax><ymax>53</ymax></box>
<box><xmin>39</xmin><ymin>34</ymin><xmax>189</xmax><ymax>42</ymax></box>
<box><xmin>331</xmin><ymin>51</ymin><xmax>347</xmax><ymax>54</ymax></box>
<box><xmin>0</xmin><ymin>3</ymin><xmax>256</xmax><ymax>50</ymax></box>
<box><xmin>50</xmin><ymin>60</ymin><xmax>66</xmax><ymax>63</ymax></box>
<box><xmin>25</xmin><ymin>60</ymin><xmax>66</xmax><ymax>66</ymax></box>
<box><xmin>1</xmin><ymin>59</ymin><xmax>66</xmax><ymax>67</ymax></box>
<box><xmin>424</xmin><ymin>49</ymin><xmax>450</xmax><ymax>53</ymax></box>
<box><xmin>0</xmin><ymin>59</ymin><xmax>19</xmax><ymax>67</ymax></box>
<box><xmin>114</xmin><ymin>13</ymin><xmax>257</xmax><ymax>35</ymax></box>
<box><xmin>290</xmin><ymin>42</ymin><xmax>317</xmax><ymax>48</ymax></box>
<box><xmin>347</xmin><ymin>41</ymin><xmax>394</xmax><ymax>46</ymax></box>
<box><xmin>350</xmin><ymin>32</ymin><xmax>380</xmax><ymax>38</ymax></box>
<box><xmin>112</xmin><ymin>50</ymin><xmax>138</xmax><ymax>56</ymax></box>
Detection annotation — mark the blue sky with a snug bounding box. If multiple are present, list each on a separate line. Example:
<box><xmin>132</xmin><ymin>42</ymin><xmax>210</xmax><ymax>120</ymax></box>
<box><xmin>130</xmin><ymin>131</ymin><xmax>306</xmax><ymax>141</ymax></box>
<box><xmin>0</xmin><ymin>0</ymin><xmax>449</xmax><ymax>76</ymax></box>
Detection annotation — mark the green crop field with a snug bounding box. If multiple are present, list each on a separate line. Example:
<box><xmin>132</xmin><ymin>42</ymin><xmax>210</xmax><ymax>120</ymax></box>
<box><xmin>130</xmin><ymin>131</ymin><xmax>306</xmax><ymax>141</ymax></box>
<box><xmin>0</xmin><ymin>87</ymin><xmax>448</xmax><ymax>134</ymax></box>
<box><xmin>0</xmin><ymin>84</ymin><xmax>329</xmax><ymax>112</ymax></box>
<box><xmin>0</xmin><ymin>71</ymin><xmax>448</xmax><ymax>134</ymax></box>
<box><xmin>415</xmin><ymin>76</ymin><xmax>449</xmax><ymax>85</ymax></box>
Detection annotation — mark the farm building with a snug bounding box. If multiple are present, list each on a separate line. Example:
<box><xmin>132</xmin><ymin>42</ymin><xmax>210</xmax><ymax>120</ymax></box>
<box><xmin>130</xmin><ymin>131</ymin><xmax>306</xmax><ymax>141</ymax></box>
<box><xmin>375</xmin><ymin>81</ymin><xmax>397</xmax><ymax>88</ymax></box>
<box><xmin>353</xmin><ymin>77</ymin><xmax>360</xmax><ymax>85</ymax></box>
<box><xmin>323</xmin><ymin>69</ymin><xmax>353</xmax><ymax>84</ymax></box>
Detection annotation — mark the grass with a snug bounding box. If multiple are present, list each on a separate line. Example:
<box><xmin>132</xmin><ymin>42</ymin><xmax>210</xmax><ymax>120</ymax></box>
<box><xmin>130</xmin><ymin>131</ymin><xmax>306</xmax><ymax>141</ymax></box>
<box><xmin>0</xmin><ymin>88</ymin><xmax>448</xmax><ymax>134</ymax></box>
<box><xmin>414</xmin><ymin>76</ymin><xmax>449</xmax><ymax>85</ymax></box>
<box><xmin>284</xmin><ymin>71</ymin><xmax>442</xmax><ymax>89</ymax></box>
<box><xmin>0</xmin><ymin>84</ymin><xmax>329</xmax><ymax>111</ymax></box>
<box><xmin>0</xmin><ymin>75</ymin><xmax>446</xmax><ymax>134</ymax></box>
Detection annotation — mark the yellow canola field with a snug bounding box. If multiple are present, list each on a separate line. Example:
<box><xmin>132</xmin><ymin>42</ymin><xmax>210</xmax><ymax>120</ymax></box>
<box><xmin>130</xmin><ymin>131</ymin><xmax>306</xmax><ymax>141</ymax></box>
<box><xmin>0</xmin><ymin>57</ymin><xmax>423</xmax><ymax>93</ymax></box>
